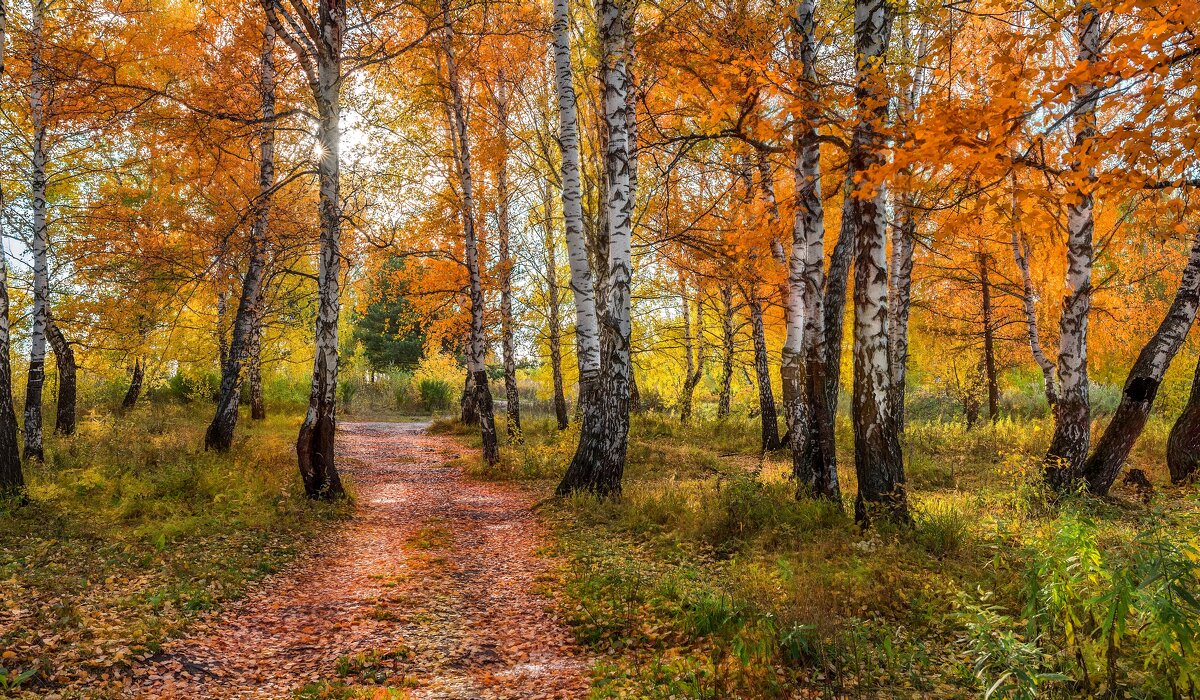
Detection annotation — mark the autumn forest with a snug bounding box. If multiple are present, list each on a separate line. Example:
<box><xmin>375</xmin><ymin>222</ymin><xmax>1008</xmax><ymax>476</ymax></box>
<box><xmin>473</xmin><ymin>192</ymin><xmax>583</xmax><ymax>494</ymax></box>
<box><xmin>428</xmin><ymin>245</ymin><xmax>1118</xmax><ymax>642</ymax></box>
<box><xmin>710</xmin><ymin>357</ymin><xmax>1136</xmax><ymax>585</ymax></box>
<box><xmin>0</xmin><ymin>0</ymin><xmax>1198</xmax><ymax>697</ymax></box>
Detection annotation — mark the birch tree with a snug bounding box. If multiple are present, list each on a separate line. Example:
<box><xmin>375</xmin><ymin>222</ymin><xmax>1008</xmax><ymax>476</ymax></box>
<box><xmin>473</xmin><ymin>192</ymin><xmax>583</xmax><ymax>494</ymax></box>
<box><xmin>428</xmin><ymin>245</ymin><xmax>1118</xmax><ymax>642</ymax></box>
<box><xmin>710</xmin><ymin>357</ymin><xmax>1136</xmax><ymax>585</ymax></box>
<box><xmin>261</xmin><ymin>0</ymin><xmax>347</xmax><ymax>499</ymax></box>
<box><xmin>23</xmin><ymin>0</ymin><xmax>49</xmax><ymax>461</ymax></box>
<box><xmin>1082</xmin><ymin>227</ymin><xmax>1200</xmax><ymax>493</ymax></box>
<box><xmin>557</xmin><ymin>0</ymin><xmax>634</xmax><ymax>496</ymax></box>
<box><xmin>849</xmin><ymin>0</ymin><xmax>909</xmax><ymax>524</ymax></box>
<box><xmin>550</xmin><ymin>0</ymin><xmax>601</xmax><ymax>416</ymax></box>
<box><xmin>47</xmin><ymin>319</ymin><xmax>75</xmax><ymax>436</ymax></box>
<box><xmin>206</xmin><ymin>23</ymin><xmax>277</xmax><ymax>452</ymax></box>
<box><xmin>1044</xmin><ymin>3</ymin><xmax>1101</xmax><ymax>489</ymax></box>
<box><xmin>442</xmin><ymin>0</ymin><xmax>499</xmax><ymax>466</ymax></box>
<box><xmin>0</xmin><ymin>0</ymin><xmax>23</xmax><ymax>497</ymax></box>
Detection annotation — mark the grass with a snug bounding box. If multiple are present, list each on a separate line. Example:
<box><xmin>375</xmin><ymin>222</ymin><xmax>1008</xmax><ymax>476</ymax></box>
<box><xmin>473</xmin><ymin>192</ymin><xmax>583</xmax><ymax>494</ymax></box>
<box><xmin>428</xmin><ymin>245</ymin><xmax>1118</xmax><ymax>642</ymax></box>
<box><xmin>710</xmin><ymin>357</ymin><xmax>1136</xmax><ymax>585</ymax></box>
<box><xmin>455</xmin><ymin>409</ymin><xmax>1200</xmax><ymax>699</ymax></box>
<box><xmin>0</xmin><ymin>403</ymin><xmax>348</xmax><ymax>699</ymax></box>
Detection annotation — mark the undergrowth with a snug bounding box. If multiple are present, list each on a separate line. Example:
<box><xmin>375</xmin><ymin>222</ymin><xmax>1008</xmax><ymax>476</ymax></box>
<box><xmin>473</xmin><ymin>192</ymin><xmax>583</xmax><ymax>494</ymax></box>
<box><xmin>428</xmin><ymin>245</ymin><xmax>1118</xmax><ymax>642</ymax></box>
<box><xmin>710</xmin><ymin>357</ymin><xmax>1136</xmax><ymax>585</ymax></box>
<box><xmin>460</xmin><ymin>411</ymin><xmax>1200</xmax><ymax>698</ymax></box>
<box><xmin>0</xmin><ymin>404</ymin><xmax>347</xmax><ymax>698</ymax></box>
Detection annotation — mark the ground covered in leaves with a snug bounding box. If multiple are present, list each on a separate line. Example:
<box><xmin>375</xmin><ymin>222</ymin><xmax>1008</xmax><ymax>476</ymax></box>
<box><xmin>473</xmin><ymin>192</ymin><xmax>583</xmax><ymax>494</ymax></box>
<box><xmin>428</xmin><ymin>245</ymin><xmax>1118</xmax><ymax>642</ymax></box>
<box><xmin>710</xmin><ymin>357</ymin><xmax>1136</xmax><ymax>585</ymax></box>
<box><xmin>0</xmin><ymin>407</ymin><xmax>344</xmax><ymax>698</ymax></box>
<box><xmin>127</xmin><ymin>421</ymin><xmax>588</xmax><ymax>699</ymax></box>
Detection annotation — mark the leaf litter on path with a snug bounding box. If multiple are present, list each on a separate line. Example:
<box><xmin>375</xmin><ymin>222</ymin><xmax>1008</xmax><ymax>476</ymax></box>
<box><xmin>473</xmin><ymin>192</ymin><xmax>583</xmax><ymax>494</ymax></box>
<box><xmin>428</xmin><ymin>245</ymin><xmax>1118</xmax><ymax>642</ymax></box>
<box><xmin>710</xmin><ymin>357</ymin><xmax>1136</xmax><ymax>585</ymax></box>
<box><xmin>126</xmin><ymin>422</ymin><xmax>589</xmax><ymax>699</ymax></box>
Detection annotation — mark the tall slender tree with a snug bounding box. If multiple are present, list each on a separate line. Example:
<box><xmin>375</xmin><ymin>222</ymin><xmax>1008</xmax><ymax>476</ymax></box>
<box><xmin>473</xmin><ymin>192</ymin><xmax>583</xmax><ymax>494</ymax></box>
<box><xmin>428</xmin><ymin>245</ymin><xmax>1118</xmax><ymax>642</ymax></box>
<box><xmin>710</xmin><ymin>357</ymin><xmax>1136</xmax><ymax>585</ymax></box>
<box><xmin>23</xmin><ymin>0</ymin><xmax>49</xmax><ymax>461</ymax></box>
<box><xmin>849</xmin><ymin>0</ymin><xmax>909</xmax><ymax>524</ymax></box>
<box><xmin>442</xmin><ymin>0</ymin><xmax>499</xmax><ymax>466</ymax></box>
<box><xmin>557</xmin><ymin>0</ymin><xmax>635</xmax><ymax>496</ymax></box>
<box><xmin>0</xmin><ymin>0</ymin><xmax>24</xmax><ymax>497</ymax></box>
<box><xmin>261</xmin><ymin>0</ymin><xmax>346</xmax><ymax>499</ymax></box>
<box><xmin>1044</xmin><ymin>3</ymin><xmax>1101</xmax><ymax>489</ymax></box>
<box><xmin>206</xmin><ymin>22</ymin><xmax>277</xmax><ymax>452</ymax></box>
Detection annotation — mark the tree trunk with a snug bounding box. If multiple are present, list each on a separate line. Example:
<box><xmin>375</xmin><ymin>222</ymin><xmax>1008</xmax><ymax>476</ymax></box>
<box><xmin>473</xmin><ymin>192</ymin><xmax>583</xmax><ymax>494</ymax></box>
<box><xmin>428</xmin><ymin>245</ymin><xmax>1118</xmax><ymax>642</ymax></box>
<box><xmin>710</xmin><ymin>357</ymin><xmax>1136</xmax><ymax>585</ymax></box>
<box><xmin>206</xmin><ymin>24</ymin><xmax>275</xmax><ymax>452</ymax></box>
<box><xmin>1011</xmin><ymin>181</ymin><xmax>1058</xmax><ymax>406</ymax></box>
<box><xmin>557</xmin><ymin>0</ymin><xmax>634</xmax><ymax>497</ymax></box>
<box><xmin>443</xmin><ymin>4</ymin><xmax>499</xmax><ymax>467</ymax></box>
<box><xmin>679</xmin><ymin>287</ymin><xmax>705</xmax><ymax>424</ymax></box>
<box><xmin>543</xmin><ymin>183</ymin><xmax>570</xmax><ymax>430</ymax></box>
<box><xmin>248</xmin><ymin>305</ymin><xmax>266</xmax><ymax>420</ymax></box>
<box><xmin>850</xmin><ymin>0</ymin><xmax>909</xmax><ymax>525</ymax></box>
<box><xmin>122</xmin><ymin>359</ymin><xmax>144</xmax><ymax>410</ymax></box>
<box><xmin>1084</xmin><ymin>227</ymin><xmax>1200</xmax><ymax>493</ymax></box>
<box><xmin>979</xmin><ymin>251</ymin><xmax>1000</xmax><ymax>422</ymax></box>
<box><xmin>496</xmin><ymin>93</ymin><xmax>521</xmax><ymax>442</ymax></box>
<box><xmin>749</xmin><ymin>296</ymin><xmax>781</xmax><ymax>450</ymax></box>
<box><xmin>24</xmin><ymin>0</ymin><xmax>48</xmax><ymax>462</ymax></box>
<box><xmin>788</xmin><ymin>0</ymin><xmax>841</xmax><ymax>501</ymax></box>
<box><xmin>717</xmin><ymin>283</ymin><xmax>735</xmax><ymax>419</ymax></box>
<box><xmin>263</xmin><ymin>0</ymin><xmax>347</xmax><ymax>500</ymax></box>
<box><xmin>1168</xmin><ymin>359</ymin><xmax>1200</xmax><ymax>485</ymax></box>
<box><xmin>1045</xmin><ymin>3</ymin><xmax>1100</xmax><ymax>490</ymax></box>
<box><xmin>46</xmin><ymin>319</ymin><xmax>75</xmax><ymax>436</ymax></box>
<box><xmin>0</xmin><ymin>185</ymin><xmax>24</xmax><ymax>495</ymax></box>
<box><xmin>551</xmin><ymin>0</ymin><xmax>602</xmax><ymax>434</ymax></box>
<box><xmin>217</xmin><ymin>290</ymin><xmax>229</xmax><ymax>373</ymax></box>
<box><xmin>887</xmin><ymin>200</ymin><xmax>914</xmax><ymax>430</ymax></box>
<box><xmin>461</xmin><ymin>371</ymin><xmax>479</xmax><ymax>425</ymax></box>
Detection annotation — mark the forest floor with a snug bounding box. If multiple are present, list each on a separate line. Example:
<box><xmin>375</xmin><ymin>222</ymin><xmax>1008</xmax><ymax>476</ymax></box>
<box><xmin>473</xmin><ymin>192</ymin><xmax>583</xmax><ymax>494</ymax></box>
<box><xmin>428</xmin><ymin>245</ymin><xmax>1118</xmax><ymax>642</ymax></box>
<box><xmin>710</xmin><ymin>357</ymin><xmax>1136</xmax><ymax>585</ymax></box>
<box><xmin>125</xmin><ymin>421</ymin><xmax>588</xmax><ymax>699</ymax></box>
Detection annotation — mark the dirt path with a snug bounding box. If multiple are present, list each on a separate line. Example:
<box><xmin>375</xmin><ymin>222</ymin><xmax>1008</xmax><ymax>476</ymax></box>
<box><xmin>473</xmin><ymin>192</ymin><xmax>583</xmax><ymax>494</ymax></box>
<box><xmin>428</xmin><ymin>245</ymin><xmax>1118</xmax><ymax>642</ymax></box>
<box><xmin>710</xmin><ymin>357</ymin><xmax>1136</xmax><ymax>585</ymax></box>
<box><xmin>127</xmin><ymin>422</ymin><xmax>589</xmax><ymax>699</ymax></box>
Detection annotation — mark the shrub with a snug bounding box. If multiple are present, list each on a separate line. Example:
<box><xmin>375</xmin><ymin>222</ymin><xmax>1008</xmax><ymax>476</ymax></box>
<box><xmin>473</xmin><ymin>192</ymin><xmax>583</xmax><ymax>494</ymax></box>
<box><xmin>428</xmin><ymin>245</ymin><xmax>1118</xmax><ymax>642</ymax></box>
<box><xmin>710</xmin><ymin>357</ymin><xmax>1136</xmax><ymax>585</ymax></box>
<box><xmin>418</xmin><ymin>378</ymin><xmax>453</xmax><ymax>413</ymax></box>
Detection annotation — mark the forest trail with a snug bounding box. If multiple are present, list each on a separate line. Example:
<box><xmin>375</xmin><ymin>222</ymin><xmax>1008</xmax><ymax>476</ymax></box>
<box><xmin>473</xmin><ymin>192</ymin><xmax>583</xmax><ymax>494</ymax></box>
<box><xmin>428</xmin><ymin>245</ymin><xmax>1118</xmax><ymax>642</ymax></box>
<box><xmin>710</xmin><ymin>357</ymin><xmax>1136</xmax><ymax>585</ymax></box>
<box><xmin>127</xmin><ymin>422</ymin><xmax>589</xmax><ymax>699</ymax></box>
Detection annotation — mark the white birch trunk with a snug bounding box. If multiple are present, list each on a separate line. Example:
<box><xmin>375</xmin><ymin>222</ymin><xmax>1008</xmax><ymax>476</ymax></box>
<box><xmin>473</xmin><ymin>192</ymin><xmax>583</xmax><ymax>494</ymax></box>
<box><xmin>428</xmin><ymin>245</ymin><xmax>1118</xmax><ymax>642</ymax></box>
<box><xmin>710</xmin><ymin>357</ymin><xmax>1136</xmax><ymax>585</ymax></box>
<box><xmin>551</xmin><ymin>0</ymin><xmax>601</xmax><ymax>386</ymax></box>
<box><xmin>1046</xmin><ymin>3</ymin><xmax>1101</xmax><ymax>487</ymax></box>
<box><xmin>206</xmin><ymin>23</ymin><xmax>277</xmax><ymax>451</ymax></box>
<box><xmin>558</xmin><ymin>0</ymin><xmax>634</xmax><ymax>496</ymax></box>
<box><xmin>23</xmin><ymin>0</ymin><xmax>49</xmax><ymax>461</ymax></box>
<box><xmin>262</xmin><ymin>0</ymin><xmax>347</xmax><ymax>499</ymax></box>
<box><xmin>443</xmin><ymin>4</ymin><xmax>499</xmax><ymax>465</ymax></box>
<box><xmin>850</xmin><ymin>0</ymin><xmax>909</xmax><ymax>524</ymax></box>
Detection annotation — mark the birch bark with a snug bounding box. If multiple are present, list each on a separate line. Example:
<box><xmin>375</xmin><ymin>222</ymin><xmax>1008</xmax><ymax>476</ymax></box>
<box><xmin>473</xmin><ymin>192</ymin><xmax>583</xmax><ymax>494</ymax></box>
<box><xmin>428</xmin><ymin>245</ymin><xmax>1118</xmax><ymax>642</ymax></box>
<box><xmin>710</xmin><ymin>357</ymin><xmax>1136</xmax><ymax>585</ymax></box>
<box><xmin>206</xmin><ymin>23</ymin><xmax>276</xmax><ymax>451</ymax></box>
<box><xmin>1085</xmin><ymin>227</ymin><xmax>1200</xmax><ymax>492</ymax></box>
<box><xmin>557</xmin><ymin>0</ymin><xmax>634</xmax><ymax>496</ymax></box>
<box><xmin>1045</xmin><ymin>3</ymin><xmax>1100</xmax><ymax>488</ymax></box>
<box><xmin>850</xmin><ymin>0</ymin><xmax>909</xmax><ymax>524</ymax></box>
<box><xmin>442</xmin><ymin>1</ymin><xmax>499</xmax><ymax>466</ymax></box>
<box><xmin>262</xmin><ymin>0</ymin><xmax>347</xmax><ymax>499</ymax></box>
<box><xmin>46</xmin><ymin>319</ymin><xmax>74</xmax><ymax>436</ymax></box>
<box><xmin>0</xmin><ymin>1</ymin><xmax>22</xmax><ymax>493</ymax></box>
<box><xmin>24</xmin><ymin>0</ymin><xmax>49</xmax><ymax>461</ymax></box>
<box><xmin>551</xmin><ymin>0</ymin><xmax>601</xmax><ymax>401</ymax></box>
<box><xmin>495</xmin><ymin>90</ymin><xmax>521</xmax><ymax>441</ymax></box>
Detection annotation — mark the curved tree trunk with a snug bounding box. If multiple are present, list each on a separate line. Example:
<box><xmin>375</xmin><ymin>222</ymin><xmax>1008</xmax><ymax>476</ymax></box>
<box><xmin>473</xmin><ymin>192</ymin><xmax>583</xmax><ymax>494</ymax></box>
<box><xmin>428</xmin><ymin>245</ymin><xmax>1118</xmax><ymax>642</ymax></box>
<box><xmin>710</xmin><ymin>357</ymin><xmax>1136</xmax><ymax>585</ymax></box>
<box><xmin>24</xmin><ymin>0</ymin><xmax>49</xmax><ymax>462</ymax></box>
<box><xmin>557</xmin><ymin>0</ymin><xmax>634</xmax><ymax>497</ymax></box>
<box><xmin>443</xmin><ymin>3</ymin><xmax>498</xmax><ymax>466</ymax></box>
<box><xmin>122</xmin><ymin>359</ymin><xmax>144</xmax><ymax>410</ymax></box>
<box><xmin>46</xmin><ymin>319</ymin><xmax>75</xmax><ymax>436</ymax></box>
<box><xmin>1045</xmin><ymin>4</ymin><xmax>1100</xmax><ymax>490</ymax></box>
<box><xmin>1084</xmin><ymin>227</ymin><xmax>1200</xmax><ymax>493</ymax></box>
<box><xmin>262</xmin><ymin>0</ymin><xmax>346</xmax><ymax>500</ymax></box>
<box><xmin>850</xmin><ymin>0</ymin><xmax>909</xmax><ymax>525</ymax></box>
<box><xmin>1168</xmin><ymin>359</ymin><xmax>1200</xmax><ymax>484</ymax></box>
<box><xmin>206</xmin><ymin>24</ymin><xmax>275</xmax><ymax>452</ymax></box>
<box><xmin>1011</xmin><ymin>190</ymin><xmax>1058</xmax><ymax>407</ymax></box>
